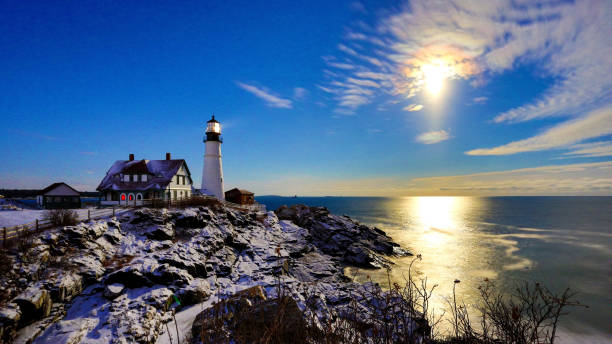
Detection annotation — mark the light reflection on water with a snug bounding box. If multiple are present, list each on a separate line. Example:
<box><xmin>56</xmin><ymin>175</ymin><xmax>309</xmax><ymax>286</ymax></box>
<box><xmin>256</xmin><ymin>196</ymin><xmax>612</xmax><ymax>341</ymax></box>
<box><xmin>346</xmin><ymin>197</ymin><xmax>516</xmax><ymax>336</ymax></box>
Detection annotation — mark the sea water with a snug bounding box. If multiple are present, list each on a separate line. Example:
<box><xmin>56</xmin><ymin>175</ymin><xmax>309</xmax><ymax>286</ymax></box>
<box><xmin>257</xmin><ymin>196</ymin><xmax>612</xmax><ymax>343</ymax></box>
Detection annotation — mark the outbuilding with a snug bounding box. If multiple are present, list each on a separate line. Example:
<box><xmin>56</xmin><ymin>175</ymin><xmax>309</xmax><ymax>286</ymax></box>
<box><xmin>224</xmin><ymin>188</ymin><xmax>255</xmax><ymax>205</ymax></box>
<box><xmin>37</xmin><ymin>182</ymin><xmax>82</xmax><ymax>209</ymax></box>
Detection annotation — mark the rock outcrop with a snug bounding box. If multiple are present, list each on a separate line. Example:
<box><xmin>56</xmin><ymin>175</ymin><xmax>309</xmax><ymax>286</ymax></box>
<box><xmin>0</xmin><ymin>204</ymin><xmax>411</xmax><ymax>344</ymax></box>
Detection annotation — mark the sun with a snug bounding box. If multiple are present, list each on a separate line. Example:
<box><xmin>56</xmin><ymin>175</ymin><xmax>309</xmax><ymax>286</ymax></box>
<box><xmin>421</xmin><ymin>63</ymin><xmax>449</xmax><ymax>96</ymax></box>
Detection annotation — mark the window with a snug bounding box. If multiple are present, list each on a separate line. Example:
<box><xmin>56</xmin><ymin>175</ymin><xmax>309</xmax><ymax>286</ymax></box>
<box><xmin>173</xmin><ymin>190</ymin><xmax>177</xmax><ymax>199</ymax></box>
<box><xmin>121</xmin><ymin>194</ymin><xmax>126</xmax><ymax>201</ymax></box>
<box><xmin>124</xmin><ymin>175</ymin><xmax>130</xmax><ymax>182</ymax></box>
<box><xmin>141</xmin><ymin>174</ymin><xmax>147</xmax><ymax>182</ymax></box>
<box><xmin>129</xmin><ymin>194</ymin><xmax>133</xmax><ymax>201</ymax></box>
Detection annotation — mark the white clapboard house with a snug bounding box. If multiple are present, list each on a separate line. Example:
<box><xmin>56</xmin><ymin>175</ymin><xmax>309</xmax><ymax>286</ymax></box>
<box><xmin>97</xmin><ymin>153</ymin><xmax>193</xmax><ymax>206</ymax></box>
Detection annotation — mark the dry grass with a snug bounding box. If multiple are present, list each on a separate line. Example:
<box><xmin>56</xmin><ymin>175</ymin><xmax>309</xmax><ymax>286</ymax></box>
<box><xmin>103</xmin><ymin>254</ymin><xmax>136</xmax><ymax>271</ymax></box>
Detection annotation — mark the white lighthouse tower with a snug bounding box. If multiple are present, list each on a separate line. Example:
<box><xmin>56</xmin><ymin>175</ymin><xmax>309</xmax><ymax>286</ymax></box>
<box><xmin>201</xmin><ymin>115</ymin><xmax>225</xmax><ymax>200</ymax></box>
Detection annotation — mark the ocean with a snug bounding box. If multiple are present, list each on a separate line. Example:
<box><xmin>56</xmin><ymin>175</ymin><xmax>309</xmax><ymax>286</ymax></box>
<box><xmin>257</xmin><ymin>196</ymin><xmax>612</xmax><ymax>343</ymax></box>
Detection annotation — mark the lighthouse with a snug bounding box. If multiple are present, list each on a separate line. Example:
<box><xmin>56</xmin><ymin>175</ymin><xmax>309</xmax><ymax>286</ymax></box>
<box><xmin>201</xmin><ymin>115</ymin><xmax>225</xmax><ymax>200</ymax></box>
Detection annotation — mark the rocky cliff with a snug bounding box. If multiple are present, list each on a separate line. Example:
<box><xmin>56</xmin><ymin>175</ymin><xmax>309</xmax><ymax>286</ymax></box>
<box><xmin>0</xmin><ymin>204</ymin><xmax>412</xmax><ymax>343</ymax></box>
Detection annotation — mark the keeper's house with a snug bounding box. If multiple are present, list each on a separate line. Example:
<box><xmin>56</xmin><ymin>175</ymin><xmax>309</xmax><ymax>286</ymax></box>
<box><xmin>37</xmin><ymin>182</ymin><xmax>82</xmax><ymax>209</ymax></box>
<box><xmin>97</xmin><ymin>153</ymin><xmax>193</xmax><ymax>206</ymax></box>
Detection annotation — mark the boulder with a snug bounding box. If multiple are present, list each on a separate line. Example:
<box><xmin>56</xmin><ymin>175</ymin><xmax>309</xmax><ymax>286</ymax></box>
<box><xmin>103</xmin><ymin>226</ymin><xmax>123</xmax><ymax>245</ymax></box>
<box><xmin>48</xmin><ymin>272</ymin><xmax>83</xmax><ymax>303</ymax></box>
<box><xmin>0</xmin><ymin>303</ymin><xmax>21</xmax><ymax>343</ymax></box>
<box><xmin>86</xmin><ymin>222</ymin><xmax>107</xmax><ymax>239</ymax></box>
<box><xmin>150</xmin><ymin>264</ymin><xmax>193</xmax><ymax>286</ymax></box>
<box><xmin>12</xmin><ymin>285</ymin><xmax>52</xmax><ymax>326</ymax></box>
<box><xmin>105</xmin><ymin>269</ymin><xmax>152</xmax><ymax>289</ymax></box>
<box><xmin>191</xmin><ymin>286</ymin><xmax>305</xmax><ymax>344</ymax></box>
<box><xmin>177</xmin><ymin>279</ymin><xmax>211</xmax><ymax>306</ymax></box>
<box><xmin>175</xmin><ymin>210</ymin><xmax>208</xmax><ymax>228</ymax></box>
<box><xmin>224</xmin><ymin>233</ymin><xmax>249</xmax><ymax>251</ymax></box>
<box><xmin>103</xmin><ymin>283</ymin><xmax>125</xmax><ymax>300</ymax></box>
<box><xmin>191</xmin><ymin>286</ymin><xmax>268</xmax><ymax>342</ymax></box>
<box><xmin>344</xmin><ymin>245</ymin><xmax>378</xmax><ymax>268</ymax></box>
<box><xmin>145</xmin><ymin>224</ymin><xmax>175</xmax><ymax>241</ymax></box>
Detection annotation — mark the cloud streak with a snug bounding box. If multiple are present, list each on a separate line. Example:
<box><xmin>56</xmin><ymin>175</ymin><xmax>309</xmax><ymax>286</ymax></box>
<box><xmin>244</xmin><ymin>161</ymin><xmax>612</xmax><ymax>196</ymax></box>
<box><xmin>466</xmin><ymin>107</ymin><xmax>612</xmax><ymax>155</ymax></box>
<box><xmin>236</xmin><ymin>82</ymin><xmax>293</xmax><ymax>109</ymax></box>
<box><xmin>416</xmin><ymin>130</ymin><xmax>451</xmax><ymax>144</ymax></box>
<box><xmin>404</xmin><ymin>104</ymin><xmax>423</xmax><ymax>112</ymax></box>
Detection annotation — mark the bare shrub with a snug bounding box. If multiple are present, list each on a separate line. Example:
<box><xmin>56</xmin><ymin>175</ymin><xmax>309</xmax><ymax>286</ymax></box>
<box><xmin>191</xmin><ymin>254</ymin><xmax>583</xmax><ymax>344</ymax></box>
<box><xmin>302</xmin><ymin>255</ymin><xmax>438</xmax><ymax>344</ymax></box>
<box><xmin>445</xmin><ymin>279</ymin><xmax>586</xmax><ymax>344</ymax></box>
<box><xmin>44</xmin><ymin>208</ymin><xmax>79</xmax><ymax>226</ymax></box>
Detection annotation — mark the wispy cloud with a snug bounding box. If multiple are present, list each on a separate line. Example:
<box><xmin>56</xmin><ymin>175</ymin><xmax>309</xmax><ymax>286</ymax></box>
<box><xmin>236</xmin><ymin>82</ymin><xmax>292</xmax><ymax>109</ymax></box>
<box><xmin>11</xmin><ymin>129</ymin><xmax>58</xmax><ymax>141</ymax></box>
<box><xmin>562</xmin><ymin>141</ymin><xmax>612</xmax><ymax>158</ymax></box>
<box><xmin>244</xmin><ymin>161</ymin><xmax>612</xmax><ymax>196</ymax></box>
<box><xmin>293</xmin><ymin>87</ymin><xmax>308</xmax><ymax>100</ymax></box>
<box><xmin>349</xmin><ymin>1</ymin><xmax>366</xmax><ymax>14</ymax></box>
<box><xmin>416</xmin><ymin>130</ymin><xmax>451</xmax><ymax>144</ymax></box>
<box><xmin>338</xmin><ymin>44</ymin><xmax>358</xmax><ymax>56</ymax></box>
<box><xmin>473</xmin><ymin>96</ymin><xmax>488</xmax><ymax>104</ymax></box>
<box><xmin>322</xmin><ymin>0</ymin><xmax>611</xmax><ymax>143</ymax></box>
<box><xmin>412</xmin><ymin>161</ymin><xmax>612</xmax><ymax>196</ymax></box>
<box><xmin>327</xmin><ymin>62</ymin><xmax>355</xmax><ymax>70</ymax></box>
<box><xmin>466</xmin><ymin>107</ymin><xmax>612</xmax><ymax>155</ymax></box>
<box><xmin>346</xmin><ymin>77</ymin><xmax>379</xmax><ymax>88</ymax></box>
<box><xmin>404</xmin><ymin>104</ymin><xmax>423</xmax><ymax>112</ymax></box>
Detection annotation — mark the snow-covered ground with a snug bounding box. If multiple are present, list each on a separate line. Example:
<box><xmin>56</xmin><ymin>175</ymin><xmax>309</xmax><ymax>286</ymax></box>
<box><xmin>0</xmin><ymin>205</ymin><xmax>410</xmax><ymax>343</ymax></box>
<box><xmin>0</xmin><ymin>207</ymin><xmax>129</xmax><ymax>228</ymax></box>
<box><xmin>0</xmin><ymin>209</ymin><xmax>45</xmax><ymax>228</ymax></box>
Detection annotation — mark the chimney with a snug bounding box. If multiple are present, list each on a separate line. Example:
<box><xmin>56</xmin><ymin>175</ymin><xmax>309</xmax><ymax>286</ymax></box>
<box><xmin>166</xmin><ymin>152</ymin><xmax>171</xmax><ymax>160</ymax></box>
<box><xmin>129</xmin><ymin>153</ymin><xmax>134</xmax><ymax>161</ymax></box>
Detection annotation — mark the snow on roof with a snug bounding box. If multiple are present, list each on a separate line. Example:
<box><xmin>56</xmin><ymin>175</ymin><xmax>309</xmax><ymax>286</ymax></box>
<box><xmin>39</xmin><ymin>182</ymin><xmax>81</xmax><ymax>195</ymax></box>
<box><xmin>97</xmin><ymin>159</ymin><xmax>191</xmax><ymax>192</ymax></box>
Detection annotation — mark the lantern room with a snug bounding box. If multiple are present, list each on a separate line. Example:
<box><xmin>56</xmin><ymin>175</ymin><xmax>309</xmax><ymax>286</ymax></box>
<box><xmin>205</xmin><ymin>115</ymin><xmax>222</xmax><ymax>142</ymax></box>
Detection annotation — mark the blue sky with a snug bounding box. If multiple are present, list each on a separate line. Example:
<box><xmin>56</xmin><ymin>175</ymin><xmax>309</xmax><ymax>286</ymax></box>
<box><xmin>1</xmin><ymin>0</ymin><xmax>611</xmax><ymax>196</ymax></box>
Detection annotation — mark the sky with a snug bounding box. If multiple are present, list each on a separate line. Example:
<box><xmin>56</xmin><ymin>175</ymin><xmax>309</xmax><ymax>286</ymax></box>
<box><xmin>0</xmin><ymin>0</ymin><xmax>611</xmax><ymax>196</ymax></box>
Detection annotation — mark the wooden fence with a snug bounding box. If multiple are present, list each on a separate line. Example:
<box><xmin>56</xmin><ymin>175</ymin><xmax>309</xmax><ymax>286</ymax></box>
<box><xmin>1</xmin><ymin>197</ymin><xmax>266</xmax><ymax>247</ymax></box>
<box><xmin>1</xmin><ymin>207</ymin><xmax>124</xmax><ymax>246</ymax></box>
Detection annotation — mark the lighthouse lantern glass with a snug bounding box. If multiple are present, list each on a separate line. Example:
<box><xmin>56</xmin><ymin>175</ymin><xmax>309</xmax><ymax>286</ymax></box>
<box><xmin>207</xmin><ymin>122</ymin><xmax>221</xmax><ymax>134</ymax></box>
